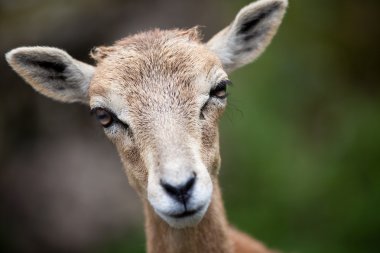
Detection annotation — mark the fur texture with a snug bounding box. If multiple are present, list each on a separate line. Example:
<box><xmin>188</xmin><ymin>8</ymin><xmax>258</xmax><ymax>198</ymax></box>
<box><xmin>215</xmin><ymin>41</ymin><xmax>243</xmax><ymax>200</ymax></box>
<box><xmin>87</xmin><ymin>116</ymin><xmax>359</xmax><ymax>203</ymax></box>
<box><xmin>6</xmin><ymin>46</ymin><xmax>94</xmax><ymax>103</ymax></box>
<box><xmin>5</xmin><ymin>0</ymin><xmax>288</xmax><ymax>252</ymax></box>
<box><xmin>207</xmin><ymin>0</ymin><xmax>288</xmax><ymax>72</ymax></box>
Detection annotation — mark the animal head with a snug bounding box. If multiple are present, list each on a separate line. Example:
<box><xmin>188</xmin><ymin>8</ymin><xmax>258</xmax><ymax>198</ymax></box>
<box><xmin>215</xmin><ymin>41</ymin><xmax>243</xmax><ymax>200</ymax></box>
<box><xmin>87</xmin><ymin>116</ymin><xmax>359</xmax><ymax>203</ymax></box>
<box><xmin>6</xmin><ymin>0</ymin><xmax>287</xmax><ymax>228</ymax></box>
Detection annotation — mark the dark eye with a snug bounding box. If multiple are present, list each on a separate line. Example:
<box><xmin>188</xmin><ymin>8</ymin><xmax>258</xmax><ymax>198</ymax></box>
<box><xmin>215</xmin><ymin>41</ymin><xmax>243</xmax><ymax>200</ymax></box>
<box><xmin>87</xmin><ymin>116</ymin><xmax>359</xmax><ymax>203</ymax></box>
<box><xmin>91</xmin><ymin>107</ymin><xmax>130</xmax><ymax>129</ymax></box>
<box><xmin>92</xmin><ymin>108</ymin><xmax>113</xmax><ymax>127</ymax></box>
<box><xmin>210</xmin><ymin>80</ymin><xmax>231</xmax><ymax>99</ymax></box>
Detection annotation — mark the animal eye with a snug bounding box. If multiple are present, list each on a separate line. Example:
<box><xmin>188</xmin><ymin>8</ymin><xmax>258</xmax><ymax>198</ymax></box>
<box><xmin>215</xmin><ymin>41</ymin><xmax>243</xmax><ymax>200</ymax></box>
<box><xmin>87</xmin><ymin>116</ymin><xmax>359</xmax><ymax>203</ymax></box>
<box><xmin>210</xmin><ymin>80</ymin><xmax>231</xmax><ymax>99</ymax></box>
<box><xmin>92</xmin><ymin>108</ymin><xmax>114</xmax><ymax>128</ymax></box>
<box><xmin>91</xmin><ymin>107</ymin><xmax>130</xmax><ymax>130</ymax></box>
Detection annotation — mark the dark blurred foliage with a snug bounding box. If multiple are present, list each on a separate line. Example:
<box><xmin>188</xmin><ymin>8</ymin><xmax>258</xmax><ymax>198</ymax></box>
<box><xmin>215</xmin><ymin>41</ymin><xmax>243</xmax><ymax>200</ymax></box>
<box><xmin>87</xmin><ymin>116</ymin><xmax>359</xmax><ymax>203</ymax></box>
<box><xmin>0</xmin><ymin>0</ymin><xmax>379</xmax><ymax>253</ymax></box>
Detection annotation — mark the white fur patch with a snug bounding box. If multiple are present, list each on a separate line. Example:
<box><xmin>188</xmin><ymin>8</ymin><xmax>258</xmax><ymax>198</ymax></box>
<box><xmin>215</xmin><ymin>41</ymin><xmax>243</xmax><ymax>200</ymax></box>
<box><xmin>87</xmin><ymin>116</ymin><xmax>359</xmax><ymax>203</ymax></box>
<box><xmin>146</xmin><ymin>139</ymin><xmax>213</xmax><ymax>228</ymax></box>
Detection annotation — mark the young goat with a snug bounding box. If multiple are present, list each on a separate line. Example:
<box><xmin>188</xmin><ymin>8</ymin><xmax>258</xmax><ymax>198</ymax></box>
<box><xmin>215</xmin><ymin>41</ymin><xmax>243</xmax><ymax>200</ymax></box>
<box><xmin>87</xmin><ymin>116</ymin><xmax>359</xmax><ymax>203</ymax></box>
<box><xmin>6</xmin><ymin>0</ymin><xmax>288</xmax><ymax>252</ymax></box>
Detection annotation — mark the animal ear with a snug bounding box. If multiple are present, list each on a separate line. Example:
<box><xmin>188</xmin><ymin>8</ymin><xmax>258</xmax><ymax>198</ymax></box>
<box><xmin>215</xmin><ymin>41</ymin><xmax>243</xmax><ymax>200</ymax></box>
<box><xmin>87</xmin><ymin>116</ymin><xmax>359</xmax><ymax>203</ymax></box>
<box><xmin>207</xmin><ymin>0</ymin><xmax>288</xmax><ymax>73</ymax></box>
<box><xmin>5</xmin><ymin>46</ymin><xmax>95</xmax><ymax>104</ymax></box>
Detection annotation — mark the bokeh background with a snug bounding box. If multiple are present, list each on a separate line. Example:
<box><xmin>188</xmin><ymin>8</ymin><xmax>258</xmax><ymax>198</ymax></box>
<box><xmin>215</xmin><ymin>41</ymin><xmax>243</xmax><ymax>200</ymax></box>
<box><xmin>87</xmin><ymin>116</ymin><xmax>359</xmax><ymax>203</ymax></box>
<box><xmin>1</xmin><ymin>0</ymin><xmax>379</xmax><ymax>252</ymax></box>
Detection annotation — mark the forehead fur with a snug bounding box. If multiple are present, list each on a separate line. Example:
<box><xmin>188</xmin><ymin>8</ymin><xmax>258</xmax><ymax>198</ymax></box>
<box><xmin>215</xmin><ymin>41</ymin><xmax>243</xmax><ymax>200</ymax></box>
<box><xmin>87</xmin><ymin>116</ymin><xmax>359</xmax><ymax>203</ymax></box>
<box><xmin>89</xmin><ymin>28</ymin><xmax>222</xmax><ymax>99</ymax></box>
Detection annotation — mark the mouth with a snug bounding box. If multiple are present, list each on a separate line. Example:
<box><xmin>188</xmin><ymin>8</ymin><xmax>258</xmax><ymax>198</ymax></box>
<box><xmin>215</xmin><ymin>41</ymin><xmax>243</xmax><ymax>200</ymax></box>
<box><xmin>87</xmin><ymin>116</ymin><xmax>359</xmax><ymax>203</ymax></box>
<box><xmin>168</xmin><ymin>206</ymin><xmax>203</xmax><ymax>218</ymax></box>
<box><xmin>154</xmin><ymin>204</ymin><xmax>208</xmax><ymax>228</ymax></box>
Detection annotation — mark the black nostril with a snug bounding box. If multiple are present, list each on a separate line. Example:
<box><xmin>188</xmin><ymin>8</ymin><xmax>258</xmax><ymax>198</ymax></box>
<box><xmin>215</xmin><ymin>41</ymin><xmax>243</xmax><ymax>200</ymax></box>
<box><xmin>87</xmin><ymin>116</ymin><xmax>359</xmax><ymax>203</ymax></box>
<box><xmin>184</xmin><ymin>175</ymin><xmax>195</xmax><ymax>192</ymax></box>
<box><xmin>160</xmin><ymin>173</ymin><xmax>196</xmax><ymax>205</ymax></box>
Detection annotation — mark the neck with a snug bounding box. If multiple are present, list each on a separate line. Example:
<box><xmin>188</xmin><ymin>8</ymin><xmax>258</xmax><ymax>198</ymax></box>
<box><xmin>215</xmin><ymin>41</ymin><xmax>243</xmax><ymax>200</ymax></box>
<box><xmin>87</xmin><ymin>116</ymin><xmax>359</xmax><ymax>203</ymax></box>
<box><xmin>143</xmin><ymin>180</ymin><xmax>233</xmax><ymax>253</ymax></box>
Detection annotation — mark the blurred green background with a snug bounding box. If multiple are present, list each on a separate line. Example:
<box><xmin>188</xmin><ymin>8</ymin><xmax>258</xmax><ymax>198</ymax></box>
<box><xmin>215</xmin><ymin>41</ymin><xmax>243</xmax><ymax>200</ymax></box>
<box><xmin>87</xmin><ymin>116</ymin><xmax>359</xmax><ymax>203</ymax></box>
<box><xmin>1</xmin><ymin>0</ymin><xmax>379</xmax><ymax>253</ymax></box>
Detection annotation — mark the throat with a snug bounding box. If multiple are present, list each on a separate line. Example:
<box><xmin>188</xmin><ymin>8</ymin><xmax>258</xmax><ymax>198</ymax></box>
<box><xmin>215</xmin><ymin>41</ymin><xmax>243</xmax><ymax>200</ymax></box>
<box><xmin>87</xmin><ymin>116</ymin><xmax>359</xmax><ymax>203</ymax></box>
<box><xmin>144</xmin><ymin>182</ymin><xmax>232</xmax><ymax>253</ymax></box>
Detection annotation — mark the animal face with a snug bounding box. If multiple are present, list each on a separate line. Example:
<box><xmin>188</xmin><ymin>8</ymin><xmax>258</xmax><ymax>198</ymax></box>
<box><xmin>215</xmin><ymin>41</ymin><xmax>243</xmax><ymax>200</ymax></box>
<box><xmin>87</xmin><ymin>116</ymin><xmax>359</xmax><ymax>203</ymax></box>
<box><xmin>89</xmin><ymin>29</ymin><xmax>228</xmax><ymax>227</ymax></box>
<box><xmin>6</xmin><ymin>0</ymin><xmax>288</xmax><ymax>228</ymax></box>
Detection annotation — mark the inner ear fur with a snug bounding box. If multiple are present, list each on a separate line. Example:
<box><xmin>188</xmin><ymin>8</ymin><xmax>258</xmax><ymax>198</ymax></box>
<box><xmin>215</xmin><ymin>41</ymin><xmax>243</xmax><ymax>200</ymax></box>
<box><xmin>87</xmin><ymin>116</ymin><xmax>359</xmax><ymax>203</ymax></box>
<box><xmin>207</xmin><ymin>0</ymin><xmax>288</xmax><ymax>73</ymax></box>
<box><xmin>6</xmin><ymin>46</ymin><xmax>94</xmax><ymax>104</ymax></box>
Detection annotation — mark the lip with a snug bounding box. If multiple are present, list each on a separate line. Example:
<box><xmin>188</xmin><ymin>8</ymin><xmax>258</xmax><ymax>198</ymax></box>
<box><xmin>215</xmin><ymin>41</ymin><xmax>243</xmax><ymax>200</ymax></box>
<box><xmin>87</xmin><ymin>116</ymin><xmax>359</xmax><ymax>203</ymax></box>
<box><xmin>166</xmin><ymin>205</ymin><xmax>204</xmax><ymax>219</ymax></box>
<box><xmin>154</xmin><ymin>203</ymin><xmax>210</xmax><ymax>228</ymax></box>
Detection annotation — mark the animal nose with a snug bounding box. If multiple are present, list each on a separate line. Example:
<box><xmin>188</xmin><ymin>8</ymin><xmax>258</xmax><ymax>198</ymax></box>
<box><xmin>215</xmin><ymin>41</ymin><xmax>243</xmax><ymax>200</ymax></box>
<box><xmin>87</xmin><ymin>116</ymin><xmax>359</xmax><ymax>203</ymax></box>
<box><xmin>160</xmin><ymin>173</ymin><xmax>196</xmax><ymax>205</ymax></box>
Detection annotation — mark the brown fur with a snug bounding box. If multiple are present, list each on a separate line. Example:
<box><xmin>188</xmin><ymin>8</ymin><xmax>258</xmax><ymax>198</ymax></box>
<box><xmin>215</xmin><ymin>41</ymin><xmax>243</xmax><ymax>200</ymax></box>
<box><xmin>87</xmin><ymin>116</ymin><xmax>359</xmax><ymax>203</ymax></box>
<box><xmin>90</xmin><ymin>28</ymin><xmax>224</xmax><ymax>195</ymax></box>
<box><xmin>5</xmin><ymin>1</ymin><xmax>288</xmax><ymax>252</ymax></box>
<box><xmin>88</xmin><ymin>29</ymin><xmax>275</xmax><ymax>253</ymax></box>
